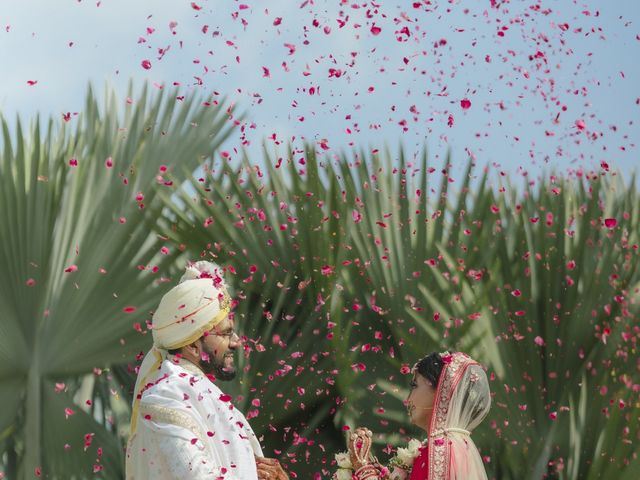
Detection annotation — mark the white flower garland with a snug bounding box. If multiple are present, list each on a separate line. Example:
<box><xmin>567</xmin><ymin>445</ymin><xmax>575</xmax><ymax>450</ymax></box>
<box><xmin>386</xmin><ymin>438</ymin><xmax>423</xmax><ymax>479</ymax></box>
<box><xmin>333</xmin><ymin>452</ymin><xmax>353</xmax><ymax>480</ymax></box>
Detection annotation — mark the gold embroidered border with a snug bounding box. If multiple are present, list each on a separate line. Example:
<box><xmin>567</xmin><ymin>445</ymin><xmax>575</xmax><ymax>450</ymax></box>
<box><xmin>140</xmin><ymin>402</ymin><xmax>207</xmax><ymax>445</ymax></box>
<box><xmin>428</xmin><ymin>353</ymin><xmax>478</xmax><ymax>479</ymax></box>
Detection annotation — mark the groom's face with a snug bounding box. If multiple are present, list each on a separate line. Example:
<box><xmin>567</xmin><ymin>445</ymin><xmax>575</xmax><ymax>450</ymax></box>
<box><xmin>198</xmin><ymin>316</ymin><xmax>240</xmax><ymax>381</ymax></box>
<box><xmin>406</xmin><ymin>371</ymin><xmax>436</xmax><ymax>431</ymax></box>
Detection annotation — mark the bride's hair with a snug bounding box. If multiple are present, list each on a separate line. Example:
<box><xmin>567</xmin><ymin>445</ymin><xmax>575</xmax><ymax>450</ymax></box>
<box><xmin>415</xmin><ymin>352</ymin><xmax>445</xmax><ymax>388</ymax></box>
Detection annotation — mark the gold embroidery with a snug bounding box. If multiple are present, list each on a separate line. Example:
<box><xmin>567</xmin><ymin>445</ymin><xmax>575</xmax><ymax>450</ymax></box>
<box><xmin>140</xmin><ymin>403</ymin><xmax>207</xmax><ymax>445</ymax></box>
<box><xmin>219</xmin><ymin>289</ymin><xmax>231</xmax><ymax>311</ymax></box>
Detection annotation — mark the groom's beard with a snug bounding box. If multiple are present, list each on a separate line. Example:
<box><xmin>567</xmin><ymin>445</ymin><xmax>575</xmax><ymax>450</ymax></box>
<box><xmin>200</xmin><ymin>343</ymin><xmax>237</xmax><ymax>381</ymax></box>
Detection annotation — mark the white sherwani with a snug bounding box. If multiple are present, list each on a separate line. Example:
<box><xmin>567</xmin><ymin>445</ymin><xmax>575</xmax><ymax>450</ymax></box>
<box><xmin>126</xmin><ymin>357</ymin><xmax>263</xmax><ymax>479</ymax></box>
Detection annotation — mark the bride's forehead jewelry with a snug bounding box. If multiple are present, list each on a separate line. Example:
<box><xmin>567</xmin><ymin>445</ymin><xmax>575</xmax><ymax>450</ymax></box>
<box><xmin>439</xmin><ymin>350</ymin><xmax>450</xmax><ymax>357</ymax></box>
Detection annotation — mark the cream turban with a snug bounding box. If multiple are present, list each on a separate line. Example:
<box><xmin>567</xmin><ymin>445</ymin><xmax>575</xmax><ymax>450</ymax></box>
<box><xmin>130</xmin><ymin>261</ymin><xmax>231</xmax><ymax>435</ymax></box>
<box><xmin>152</xmin><ymin>261</ymin><xmax>231</xmax><ymax>350</ymax></box>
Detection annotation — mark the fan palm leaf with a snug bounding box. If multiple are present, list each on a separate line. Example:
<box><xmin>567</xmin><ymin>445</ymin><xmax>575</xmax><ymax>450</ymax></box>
<box><xmin>159</xmin><ymin>142</ymin><xmax>639</xmax><ymax>478</ymax></box>
<box><xmin>0</xmin><ymin>82</ymin><xmax>235</xmax><ymax>478</ymax></box>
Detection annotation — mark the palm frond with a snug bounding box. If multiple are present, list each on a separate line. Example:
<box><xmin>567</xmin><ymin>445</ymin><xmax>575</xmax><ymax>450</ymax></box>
<box><xmin>0</xmin><ymin>82</ymin><xmax>235</xmax><ymax>478</ymax></box>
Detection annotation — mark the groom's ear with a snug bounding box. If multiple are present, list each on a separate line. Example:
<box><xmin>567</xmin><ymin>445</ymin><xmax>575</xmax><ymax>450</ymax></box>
<box><xmin>184</xmin><ymin>339</ymin><xmax>202</xmax><ymax>357</ymax></box>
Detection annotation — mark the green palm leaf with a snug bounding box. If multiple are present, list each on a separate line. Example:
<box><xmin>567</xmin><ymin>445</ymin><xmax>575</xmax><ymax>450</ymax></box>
<box><xmin>0</xmin><ymin>82</ymin><xmax>235</xmax><ymax>478</ymax></box>
<box><xmin>157</xmin><ymin>141</ymin><xmax>639</xmax><ymax>478</ymax></box>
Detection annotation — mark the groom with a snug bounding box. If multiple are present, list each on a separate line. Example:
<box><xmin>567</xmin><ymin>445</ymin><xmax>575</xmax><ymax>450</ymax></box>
<box><xmin>126</xmin><ymin>261</ymin><xmax>288</xmax><ymax>480</ymax></box>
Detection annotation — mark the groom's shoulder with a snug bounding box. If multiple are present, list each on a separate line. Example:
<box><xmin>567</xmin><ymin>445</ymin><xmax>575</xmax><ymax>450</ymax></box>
<box><xmin>146</xmin><ymin>359</ymin><xmax>221</xmax><ymax>398</ymax></box>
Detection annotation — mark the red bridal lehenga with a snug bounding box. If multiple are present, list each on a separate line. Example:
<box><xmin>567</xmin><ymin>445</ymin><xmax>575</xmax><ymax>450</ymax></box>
<box><xmin>342</xmin><ymin>352</ymin><xmax>491</xmax><ymax>480</ymax></box>
<box><xmin>409</xmin><ymin>445</ymin><xmax>429</xmax><ymax>479</ymax></box>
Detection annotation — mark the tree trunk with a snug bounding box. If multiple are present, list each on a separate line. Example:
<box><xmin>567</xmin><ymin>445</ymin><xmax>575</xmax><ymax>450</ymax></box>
<box><xmin>24</xmin><ymin>367</ymin><xmax>41</xmax><ymax>479</ymax></box>
<box><xmin>6</xmin><ymin>434</ymin><xmax>17</xmax><ymax>480</ymax></box>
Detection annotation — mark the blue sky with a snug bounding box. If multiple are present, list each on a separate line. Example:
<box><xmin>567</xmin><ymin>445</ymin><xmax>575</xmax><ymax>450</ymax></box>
<box><xmin>1</xmin><ymin>0</ymin><xmax>638</xmax><ymax>181</ymax></box>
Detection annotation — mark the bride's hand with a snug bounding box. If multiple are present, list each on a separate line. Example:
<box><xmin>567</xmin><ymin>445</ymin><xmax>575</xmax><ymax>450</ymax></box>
<box><xmin>256</xmin><ymin>456</ymin><xmax>289</xmax><ymax>480</ymax></box>
<box><xmin>388</xmin><ymin>466</ymin><xmax>410</xmax><ymax>480</ymax></box>
<box><xmin>348</xmin><ymin>427</ymin><xmax>375</xmax><ymax>470</ymax></box>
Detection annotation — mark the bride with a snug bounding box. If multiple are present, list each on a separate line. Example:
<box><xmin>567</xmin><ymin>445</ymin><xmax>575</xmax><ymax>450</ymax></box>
<box><xmin>338</xmin><ymin>351</ymin><xmax>491</xmax><ymax>480</ymax></box>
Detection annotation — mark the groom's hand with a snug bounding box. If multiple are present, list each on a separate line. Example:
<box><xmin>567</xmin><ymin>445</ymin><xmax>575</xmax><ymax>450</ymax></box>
<box><xmin>256</xmin><ymin>456</ymin><xmax>289</xmax><ymax>480</ymax></box>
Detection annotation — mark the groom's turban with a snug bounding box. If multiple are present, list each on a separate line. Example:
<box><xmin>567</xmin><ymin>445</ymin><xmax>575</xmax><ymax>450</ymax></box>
<box><xmin>152</xmin><ymin>262</ymin><xmax>232</xmax><ymax>350</ymax></box>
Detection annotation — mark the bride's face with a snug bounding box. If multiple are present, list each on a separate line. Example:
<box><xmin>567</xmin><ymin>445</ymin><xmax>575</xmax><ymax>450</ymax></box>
<box><xmin>406</xmin><ymin>370</ymin><xmax>437</xmax><ymax>431</ymax></box>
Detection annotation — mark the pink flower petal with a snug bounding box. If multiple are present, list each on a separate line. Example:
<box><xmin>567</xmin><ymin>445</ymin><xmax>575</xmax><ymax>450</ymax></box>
<box><xmin>320</xmin><ymin>265</ymin><xmax>334</xmax><ymax>276</ymax></box>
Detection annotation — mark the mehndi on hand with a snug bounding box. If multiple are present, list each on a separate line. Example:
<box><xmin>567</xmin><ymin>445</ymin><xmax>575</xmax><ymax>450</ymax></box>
<box><xmin>347</xmin><ymin>427</ymin><xmax>385</xmax><ymax>480</ymax></box>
